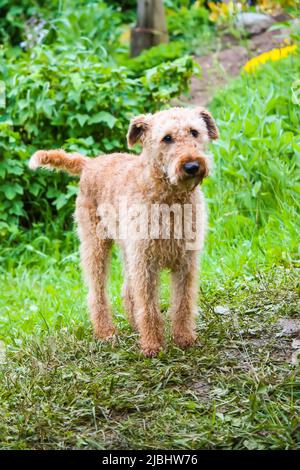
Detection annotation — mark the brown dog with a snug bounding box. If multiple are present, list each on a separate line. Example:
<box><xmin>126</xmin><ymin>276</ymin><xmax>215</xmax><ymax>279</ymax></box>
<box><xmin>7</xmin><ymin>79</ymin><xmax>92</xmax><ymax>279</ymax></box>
<box><xmin>29</xmin><ymin>107</ymin><xmax>218</xmax><ymax>356</ymax></box>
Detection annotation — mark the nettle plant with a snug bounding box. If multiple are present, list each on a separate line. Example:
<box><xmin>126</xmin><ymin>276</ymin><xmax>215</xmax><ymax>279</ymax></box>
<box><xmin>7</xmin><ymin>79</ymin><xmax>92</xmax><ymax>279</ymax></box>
<box><xmin>0</xmin><ymin>45</ymin><xmax>196</xmax><ymax>235</ymax></box>
<box><xmin>0</xmin><ymin>0</ymin><xmax>122</xmax><ymax>49</ymax></box>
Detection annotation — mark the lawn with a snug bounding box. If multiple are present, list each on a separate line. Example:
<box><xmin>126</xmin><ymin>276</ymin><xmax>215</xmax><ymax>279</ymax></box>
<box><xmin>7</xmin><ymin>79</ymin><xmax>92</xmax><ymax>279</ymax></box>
<box><xmin>1</xmin><ymin>46</ymin><xmax>300</xmax><ymax>448</ymax></box>
<box><xmin>0</xmin><ymin>259</ymin><xmax>299</xmax><ymax>449</ymax></box>
<box><xmin>0</xmin><ymin>0</ymin><xmax>300</xmax><ymax>451</ymax></box>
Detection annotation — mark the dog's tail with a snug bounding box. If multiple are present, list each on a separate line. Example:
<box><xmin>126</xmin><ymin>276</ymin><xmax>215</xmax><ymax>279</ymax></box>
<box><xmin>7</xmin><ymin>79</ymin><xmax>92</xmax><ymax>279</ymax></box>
<box><xmin>29</xmin><ymin>149</ymin><xmax>89</xmax><ymax>176</ymax></box>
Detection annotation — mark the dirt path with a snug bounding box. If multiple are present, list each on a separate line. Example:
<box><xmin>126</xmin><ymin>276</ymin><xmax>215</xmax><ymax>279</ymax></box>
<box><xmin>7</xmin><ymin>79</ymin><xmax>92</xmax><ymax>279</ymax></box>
<box><xmin>187</xmin><ymin>24</ymin><xmax>293</xmax><ymax>106</ymax></box>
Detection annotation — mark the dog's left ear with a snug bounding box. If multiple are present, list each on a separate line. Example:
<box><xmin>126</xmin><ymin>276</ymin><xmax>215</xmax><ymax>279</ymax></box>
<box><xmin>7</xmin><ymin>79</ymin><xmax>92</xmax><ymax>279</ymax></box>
<box><xmin>198</xmin><ymin>108</ymin><xmax>219</xmax><ymax>140</ymax></box>
<box><xmin>127</xmin><ymin>114</ymin><xmax>150</xmax><ymax>148</ymax></box>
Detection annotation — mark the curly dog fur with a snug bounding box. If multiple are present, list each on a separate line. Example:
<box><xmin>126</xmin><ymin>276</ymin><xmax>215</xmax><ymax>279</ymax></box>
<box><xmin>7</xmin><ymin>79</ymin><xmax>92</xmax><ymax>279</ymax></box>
<box><xmin>29</xmin><ymin>107</ymin><xmax>218</xmax><ymax>357</ymax></box>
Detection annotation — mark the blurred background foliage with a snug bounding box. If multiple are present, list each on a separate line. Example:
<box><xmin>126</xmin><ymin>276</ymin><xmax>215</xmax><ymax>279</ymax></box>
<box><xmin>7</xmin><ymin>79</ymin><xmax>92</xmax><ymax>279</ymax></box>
<box><xmin>0</xmin><ymin>0</ymin><xmax>201</xmax><ymax>233</ymax></box>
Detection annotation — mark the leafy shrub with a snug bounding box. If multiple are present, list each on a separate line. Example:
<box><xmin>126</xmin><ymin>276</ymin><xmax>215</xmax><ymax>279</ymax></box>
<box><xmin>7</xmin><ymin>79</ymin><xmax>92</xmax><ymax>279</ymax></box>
<box><xmin>167</xmin><ymin>3</ymin><xmax>213</xmax><ymax>41</ymax></box>
<box><xmin>109</xmin><ymin>0</ymin><xmax>136</xmax><ymax>9</ymax></box>
<box><xmin>166</xmin><ymin>3</ymin><xmax>216</xmax><ymax>55</ymax></box>
<box><xmin>47</xmin><ymin>1</ymin><xmax>122</xmax><ymax>54</ymax></box>
<box><xmin>0</xmin><ymin>45</ymin><xmax>196</xmax><ymax>235</ymax></box>
<box><xmin>0</xmin><ymin>0</ymin><xmax>43</xmax><ymax>45</ymax></box>
<box><xmin>0</xmin><ymin>0</ymin><xmax>122</xmax><ymax>52</ymax></box>
<box><xmin>120</xmin><ymin>41</ymin><xmax>188</xmax><ymax>77</ymax></box>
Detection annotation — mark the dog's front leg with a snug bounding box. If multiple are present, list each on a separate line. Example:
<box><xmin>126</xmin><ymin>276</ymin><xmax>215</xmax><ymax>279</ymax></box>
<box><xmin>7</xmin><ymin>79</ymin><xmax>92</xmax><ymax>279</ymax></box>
<box><xmin>76</xmin><ymin>196</ymin><xmax>116</xmax><ymax>340</ymax></box>
<box><xmin>170</xmin><ymin>254</ymin><xmax>198</xmax><ymax>349</ymax></box>
<box><xmin>128</xmin><ymin>259</ymin><xmax>164</xmax><ymax>357</ymax></box>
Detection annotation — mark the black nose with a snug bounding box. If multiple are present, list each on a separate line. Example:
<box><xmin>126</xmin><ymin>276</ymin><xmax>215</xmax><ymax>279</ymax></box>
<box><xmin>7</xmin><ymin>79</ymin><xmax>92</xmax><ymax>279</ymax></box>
<box><xmin>183</xmin><ymin>161</ymin><xmax>200</xmax><ymax>175</ymax></box>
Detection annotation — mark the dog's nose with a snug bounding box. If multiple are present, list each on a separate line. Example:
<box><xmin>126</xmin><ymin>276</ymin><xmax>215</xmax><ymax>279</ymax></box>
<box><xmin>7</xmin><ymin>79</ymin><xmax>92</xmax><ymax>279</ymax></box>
<box><xmin>182</xmin><ymin>161</ymin><xmax>200</xmax><ymax>175</ymax></box>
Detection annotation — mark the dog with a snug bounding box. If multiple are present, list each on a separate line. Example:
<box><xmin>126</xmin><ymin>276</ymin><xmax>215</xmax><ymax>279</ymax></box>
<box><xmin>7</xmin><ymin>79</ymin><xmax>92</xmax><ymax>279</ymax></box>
<box><xmin>29</xmin><ymin>106</ymin><xmax>218</xmax><ymax>356</ymax></box>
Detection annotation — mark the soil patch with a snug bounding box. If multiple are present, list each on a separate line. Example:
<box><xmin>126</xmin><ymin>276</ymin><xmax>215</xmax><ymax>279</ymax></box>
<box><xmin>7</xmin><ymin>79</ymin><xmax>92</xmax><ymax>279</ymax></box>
<box><xmin>187</xmin><ymin>24</ymin><xmax>293</xmax><ymax>106</ymax></box>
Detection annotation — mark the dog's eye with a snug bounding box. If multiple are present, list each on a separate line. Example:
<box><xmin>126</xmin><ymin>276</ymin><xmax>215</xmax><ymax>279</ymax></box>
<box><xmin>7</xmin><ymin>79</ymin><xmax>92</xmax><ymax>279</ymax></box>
<box><xmin>190</xmin><ymin>129</ymin><xmax>199</xmax><ymax>138</ymax></box>
<box><xmin>162</xmin><ymin>135</ymin><xmax>173</xmax><ymax>144</ymax></box>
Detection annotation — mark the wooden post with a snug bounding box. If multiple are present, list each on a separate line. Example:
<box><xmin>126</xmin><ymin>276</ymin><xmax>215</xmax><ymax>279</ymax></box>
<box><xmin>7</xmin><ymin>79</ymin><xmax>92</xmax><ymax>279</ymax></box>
<box><xmin>130</xmin><ymin>0</ymin><xmax>169</xmax><ymax>57</ymax></box>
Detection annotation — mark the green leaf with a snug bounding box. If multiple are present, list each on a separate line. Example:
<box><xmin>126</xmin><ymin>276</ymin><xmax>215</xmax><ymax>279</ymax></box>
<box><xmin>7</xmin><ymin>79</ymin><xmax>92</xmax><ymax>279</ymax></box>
<box><xmin>54</xmin><ymin>194</ymin><xmax>68</xmax><ymax>210</ymax></box>
<box><xmin>88</xmin><ymin>111</ymin><xmax>117</xmax><ymax>128</ymax></box>
<box><xmin>29</xmin><ymin>183</ymin><xmax>42</xmax><ymax>197</ymax></box>
<box><xmin>74</xmin><ymin>114</ymin><xmax>89</xmax><ymax>127</ymax></box>
<box><xmin>1</xmin><ymin>184</ymin><xmax>23</xmax><ymax>200</ymax></box>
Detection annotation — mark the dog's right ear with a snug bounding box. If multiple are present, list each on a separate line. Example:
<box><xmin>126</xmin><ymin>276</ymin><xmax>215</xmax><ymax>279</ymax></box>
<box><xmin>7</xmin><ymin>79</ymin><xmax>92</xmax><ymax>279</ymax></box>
<box><xmin>127</xmin><ymin>114</ymin><xmax>150</xmax><ymax>148</ymax></box>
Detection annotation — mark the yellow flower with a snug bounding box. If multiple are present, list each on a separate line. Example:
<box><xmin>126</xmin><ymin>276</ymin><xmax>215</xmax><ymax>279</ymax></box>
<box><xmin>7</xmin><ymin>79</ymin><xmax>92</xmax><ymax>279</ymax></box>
<box><xmin>119</xmin><ymin>28</ymin><xmax>130</xmax><ymax>45</ymax></box>
<box><xmin>243</xmin><ymin>45</ymin><xmax>298</xmax><ymax>73</ymax></box>
<box><xmin>208</xmin><ymin>1</ymin><xmax>230</xmax><ymax>23</ymax></box>
<box><xmin>257</xmin><ymin>0</ymin><xmax>281</xmax><ymax>14</ymax></box>
<box><xmin>208</xmin><ymin>1</ymin><xmax>244</xmax><ymax>23</ymax></box>
<box><xmin>257</xmin><ymin>0</ymin><xmax>298</xmax><ymax>14</ymax></box>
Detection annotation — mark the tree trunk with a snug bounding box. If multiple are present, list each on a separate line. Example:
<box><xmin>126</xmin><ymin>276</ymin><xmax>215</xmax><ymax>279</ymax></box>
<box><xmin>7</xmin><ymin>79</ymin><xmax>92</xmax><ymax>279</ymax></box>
<box><xmin>130</xmin><ymin>0</ymin><xmax>169</xmax><ymax>57</ymax></box>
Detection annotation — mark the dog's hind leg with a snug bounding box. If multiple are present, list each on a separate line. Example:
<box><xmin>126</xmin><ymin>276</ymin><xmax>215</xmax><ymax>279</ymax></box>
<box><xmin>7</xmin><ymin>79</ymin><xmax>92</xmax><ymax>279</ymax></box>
<box><xmin>75</xmin><ymin>196</ymin><xmax>115</xmax><ymax>340</ymax></box>
<box><xmin>121</xmin><ymin>253</ymin><xmax>137</xmax><ymax>330</ymax></box>
<box><xmin>122</xmin><ymin>281</ymin><xmax>137</xmax><ymax>330</ymax></box>
<box><xmin>169</xmin><ymin>254</ymin><xmax>198</xmax><ymax>349</ymax></box>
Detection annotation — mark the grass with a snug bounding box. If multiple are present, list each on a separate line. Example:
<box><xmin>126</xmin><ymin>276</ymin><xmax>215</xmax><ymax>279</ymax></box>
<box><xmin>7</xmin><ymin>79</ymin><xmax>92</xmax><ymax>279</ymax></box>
<box><xmin>0</xmin><ymin>254</ymin><xmax>299</xmax><ymax>449</ymax></box>
<box><xmin>0</xmin><ymin>50</ymin><xmax>300</xmax><ymax>449</ymax></box>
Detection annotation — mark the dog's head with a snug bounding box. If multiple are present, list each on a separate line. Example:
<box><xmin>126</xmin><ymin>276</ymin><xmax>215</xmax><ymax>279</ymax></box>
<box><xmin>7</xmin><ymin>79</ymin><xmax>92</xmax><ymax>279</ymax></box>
<box><xmin>127</xmin><ymin>107</ymin><xmax>218</xmax><ymax>189</ymax></box>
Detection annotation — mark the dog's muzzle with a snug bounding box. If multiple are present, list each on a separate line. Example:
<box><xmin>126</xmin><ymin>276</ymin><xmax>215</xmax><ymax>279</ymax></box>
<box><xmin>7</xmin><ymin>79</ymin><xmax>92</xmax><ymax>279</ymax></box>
<box><xmin>177</xmin><ymin>155</ymin><xmax>209</xmax><ymax>182</ymax></box>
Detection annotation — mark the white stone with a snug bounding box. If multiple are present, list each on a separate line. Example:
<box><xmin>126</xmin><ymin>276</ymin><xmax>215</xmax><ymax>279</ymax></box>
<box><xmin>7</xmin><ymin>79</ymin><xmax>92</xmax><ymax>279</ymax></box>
<box><xmin>292</xmin><ymin>338</ymin><xmax>300</xmax><ymax>349</ymax></box>
<box><xmin>214</xmin><ymin>305</ymin><xmax>231</xmax><ymax>315</ymax></box>
<box><xmin>235</xmin><ymin>12</ymin><xmax>274</xmax><ymax>36</ymax></box>
<box><xmin>0</xmin><ymin>341</ymin><xmax>6</xmax><ymax>364</ymax></box>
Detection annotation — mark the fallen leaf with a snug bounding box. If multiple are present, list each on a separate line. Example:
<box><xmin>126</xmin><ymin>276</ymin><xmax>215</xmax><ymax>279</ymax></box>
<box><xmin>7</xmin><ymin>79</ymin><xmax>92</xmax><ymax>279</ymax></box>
<box><xmin>214</xmin><ymin>305</ymin><xmax>231</xmax><ymax>315</ymax></box>
<box><xmin>277</xmin><ymin>318</ymin><xmax>300</xmax><ymax>335</ymax></box>
<box><xmin>292</xmin><ymin>338</ymin><xmax>300</xmax><ymax>349</ymax></box>
<box><xmin>0</xmin><ymin>341</ymin><xmax>6</xmax><ymax>364</ymax></box>
<box><xmin>291</xmin><ymin>350</ymin><xmax>300</xmax><ymax>365</ymax></box>
<box><xmin>191</xmin><ymin>380</ymin><xmax>210</xmax><ymax>402</ymax></box>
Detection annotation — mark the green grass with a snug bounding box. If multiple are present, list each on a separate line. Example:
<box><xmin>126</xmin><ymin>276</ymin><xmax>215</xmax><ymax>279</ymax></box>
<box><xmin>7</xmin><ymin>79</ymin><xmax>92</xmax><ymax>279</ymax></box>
<box><xmin>0</xmin><ymin>255</ymin><xmax>299</xmax><ymax>449</ymax></box>
<box><xmin>205</xmin><ymin>53</ymin><xmax>300</xmax><ymax>278</ymax></box>
<box><xmin>0</xmin><ymin>52</ymin><xmax>300</xmax><ymax>449</ymax></box>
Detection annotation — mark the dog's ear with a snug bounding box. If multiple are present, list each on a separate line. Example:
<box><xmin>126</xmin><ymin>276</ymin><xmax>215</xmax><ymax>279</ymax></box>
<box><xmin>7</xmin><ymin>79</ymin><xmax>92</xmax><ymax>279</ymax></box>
<box><xmin>198</xmin><ymin>108</ymin><xmax>219</xmax><ymax>140</ymax></box>
<box><xmin>127</xmin><ymin>114</ymin><xmax>149</xmax><ymax>148</ymax></box>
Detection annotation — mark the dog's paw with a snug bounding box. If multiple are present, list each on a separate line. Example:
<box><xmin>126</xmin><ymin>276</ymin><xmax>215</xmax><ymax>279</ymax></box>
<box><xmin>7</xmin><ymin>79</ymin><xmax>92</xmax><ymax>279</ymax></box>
<box><xmin>173</xmin><ymin>331</ymin><xmax>196</xmax><ymax>349</ymax></box>
<box><xmin>93</xmin><ymin>326</ymin><xmax>117</xmax><ymax>341</ymax></box>
<box><xmin>141</xmin><ymin>343</ymin><xmax>163</xmax><ymax>358</ymax></box>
